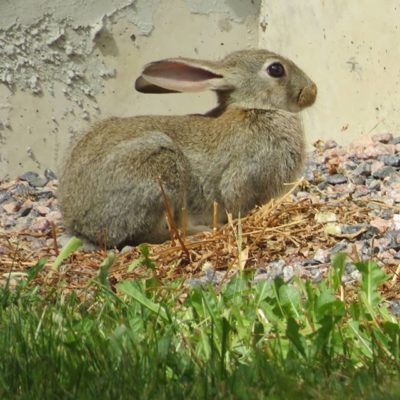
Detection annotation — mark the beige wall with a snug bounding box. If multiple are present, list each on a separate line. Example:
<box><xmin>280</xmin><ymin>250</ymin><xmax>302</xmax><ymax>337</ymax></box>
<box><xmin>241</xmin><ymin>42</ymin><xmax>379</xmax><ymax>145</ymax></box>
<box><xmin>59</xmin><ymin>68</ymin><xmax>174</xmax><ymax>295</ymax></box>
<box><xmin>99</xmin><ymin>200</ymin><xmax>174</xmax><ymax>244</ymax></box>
<box><xmin>259</xmin><ymin>0</ymin><xmax>400</xmax><ymax>146</ymax></box>
<box><xmin>0</xmin><ymin>0</ymin><xmax>259</xmax><ymax>178</ymax></box>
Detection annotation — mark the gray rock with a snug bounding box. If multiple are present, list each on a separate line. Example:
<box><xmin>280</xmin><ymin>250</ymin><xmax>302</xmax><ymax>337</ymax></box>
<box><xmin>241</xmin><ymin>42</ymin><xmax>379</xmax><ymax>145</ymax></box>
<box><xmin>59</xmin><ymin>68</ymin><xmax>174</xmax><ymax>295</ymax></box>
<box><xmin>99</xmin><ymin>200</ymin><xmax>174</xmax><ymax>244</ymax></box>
<box><xmin>378</xmin><ymin>155</ymin><xmax>400</xmax><ymax>167</ymax></box>
<box><xmin>327</xmin><ymin>174</ymin><xmax>348</xmax><ymax>185</ymax></box>
<box><xmin>385</xmin><ymin>230</ymin><xmax>400</xmax><ymax>251</ymax></box>
<box><xmin>302</xmin><ymin>161</ymin><xmax>318</xmax><ymax>182</ymax></box>
<box><xmin>19</xmin><ymin>171</ymin><xmax>48</xmax><ymax>187</ymax></box>
<box><xmin>372</xmin><ymin>166</ymin><xmax>396</xmax><ymax>179</ymax></box>
<box><xmin>13</xmin><ymin>183</ymin><xmax>34</xmax><ymax>196</ymax></box>
<box><xmin>341</xmin><ymin>224</ymin><xmax>379</xmax><ymax>239</ymax></box>
<box><xmin>313</xmin><ymin>248</ymin><xmax>330</xmax><ymax>263</ymax></box>
<box><xmin>120</xmin><ymin>245</ymin><xmax>134</xmax><ymax>253</ymax></box>
<box><xmin>331</xmin><ymin>241</ymin><xmax>348</xmax><ymax>254</ymax></box>
<box><xmin>344</xmin><ymin>160</ymin><xmax>358</xmax><ymax>170</ymax></box>
<box><xmin>36</xmin><ymin>190</ymin><xmax>54</xmax><ymax>200</ymax></box>
<box><xmin>265</xmin><ymin>259</ymin><xmax>286</xmax><ymax>280</ymax></box>
<box><xmin>366</xmin><ymin>179</ymin><xmax>381</xmax><ymax>191</ymax></box>
<box><xmin>283</xmin><ymin>265</ymin><xmax>294</xmax><ymax>282</ymax></box>
<box><xmin>312</xmin><ymin>270</ymin><xmax>323</xmax><ymax>283</ymax></box>
<box><xmin>0</xmin><ymin>192</ymin><xmax>11</xmax><ymax>204</ymax></box>
<box><xmin>303</xmin><ymin>258</ymin><xmax>321</xmax><ymax>266</ymax></box>
<box><xmin>351</xmin><ymin>175</ymin><xmax>366</xmax><ymax>185</ymax></box>
<box><xmin>389</xmin><ymin>136</ymin><xmax>400</xmax><ymax>145</ymax></box>
<box><xmin>379</xmin><ymin>209</ymin><xmax>393</xmax><ymax>220</ymax></box>
<box><xmin>44</xmin><ymin>168</ymin><xmax>57</xmax><ymax>180</ymax></box>
<box><xmin>324</xmin><ymin>139</ymin><xmax>338</xmax><ymax>149</ymax></box>
<box><xmin>361</xmin><ymin>226</ymin><xmax>380</xmax><ymax>240</ymax></box>
<box><xmin>388</xmin><ymin>299</ymin><xmax>400</xmax><ymax>316</ymax></box>
<box><xmin>353</xmin><ymin>191</ymin><xmax>369</xmax><ymax>198</ymax></box>
<box><xmin>353</xmin><ymin>161</ymin><xmax>371</xmax><ymax>176</ymax></box>
<box><xmin>341</xmin><ymin>224</ymin><xmax>366</xmax><ymax>234</ymax></box>
<box><xmin>19</xmin><ymin>204</ymin><xmax>33</xmax><ymax>217</ymax></box>
<box><xmin>345</xmin><ymin>261</ymin><xmax>357</xmax><ymax>274</ymax></box>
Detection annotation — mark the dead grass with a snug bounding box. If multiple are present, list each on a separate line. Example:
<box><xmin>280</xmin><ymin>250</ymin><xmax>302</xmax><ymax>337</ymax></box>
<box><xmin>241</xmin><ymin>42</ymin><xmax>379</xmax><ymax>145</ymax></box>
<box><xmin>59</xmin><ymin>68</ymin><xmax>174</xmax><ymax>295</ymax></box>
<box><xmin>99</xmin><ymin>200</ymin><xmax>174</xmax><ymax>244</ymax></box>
<box><xmin>1</xmin><ymin>179</ymin><xmax>399</xmax><ymax>299</ymax></box>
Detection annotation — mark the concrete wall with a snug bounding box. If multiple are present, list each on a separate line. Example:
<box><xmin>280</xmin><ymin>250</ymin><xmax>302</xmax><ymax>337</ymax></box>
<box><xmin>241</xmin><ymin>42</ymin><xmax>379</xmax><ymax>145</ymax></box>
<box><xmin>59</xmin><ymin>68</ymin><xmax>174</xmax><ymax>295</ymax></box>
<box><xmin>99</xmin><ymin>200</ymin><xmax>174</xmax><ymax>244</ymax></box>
<box><xmin>259</xmin><ymin>0</ymin><xmax>400</xmax><ymax>146</ymax></box>
<box><xmin>2</xmin><ymin>1</ymin><xmax>398</xmax><ymax>178</ymax></box>
<box><xmin>0</xmin><ymin>0</ymin><xmax>259</xmax><ymax>178</ymax></box>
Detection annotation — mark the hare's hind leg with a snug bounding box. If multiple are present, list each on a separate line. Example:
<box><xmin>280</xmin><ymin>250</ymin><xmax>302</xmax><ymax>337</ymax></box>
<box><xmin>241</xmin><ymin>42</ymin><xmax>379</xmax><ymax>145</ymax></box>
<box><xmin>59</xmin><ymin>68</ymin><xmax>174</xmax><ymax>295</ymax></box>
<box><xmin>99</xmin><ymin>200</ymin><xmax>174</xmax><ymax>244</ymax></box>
<box><xmin>87</xmin><ymin>132</ymin><xmax>189</xmax><ymax>247</ymax></box>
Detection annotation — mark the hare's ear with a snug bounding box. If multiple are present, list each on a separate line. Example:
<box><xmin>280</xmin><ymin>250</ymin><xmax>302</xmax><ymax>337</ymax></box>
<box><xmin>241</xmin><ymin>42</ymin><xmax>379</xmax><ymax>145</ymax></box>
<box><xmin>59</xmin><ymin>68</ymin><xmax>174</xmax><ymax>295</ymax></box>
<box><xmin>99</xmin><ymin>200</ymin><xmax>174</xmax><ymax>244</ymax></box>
<box><xmin>135</xmin><ymin>58</ymin><xmax>232</xmax><ymax>93</ymax></box>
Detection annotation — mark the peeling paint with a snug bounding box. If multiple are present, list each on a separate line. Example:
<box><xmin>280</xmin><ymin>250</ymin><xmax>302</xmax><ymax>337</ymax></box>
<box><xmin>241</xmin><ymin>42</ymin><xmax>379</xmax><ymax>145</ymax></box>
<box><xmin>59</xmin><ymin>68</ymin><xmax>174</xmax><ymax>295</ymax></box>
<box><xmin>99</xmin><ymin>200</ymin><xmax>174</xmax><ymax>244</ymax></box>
<box><xmin>0</xmin><ymin>15</ymin><xmax>115</xmax><ymax>99</ymax></box>
<box><xmin>0</xmin><ymin>0</ymin><xmax>160</xmax><ymax>101</ymax></box>
<box><xmin>129</xmin><ymin>0</ymin><xmax>160</xmax><ymax>36</ymax></box>
<box><xmin>0</xmin><ymin>0</ymin><xmax>134</xmax><ymax>28</ymax></box>
<box><xmin>0</xmin><ymin>0</ymin><xmax>259</xmax><ymax>178</ymax></box>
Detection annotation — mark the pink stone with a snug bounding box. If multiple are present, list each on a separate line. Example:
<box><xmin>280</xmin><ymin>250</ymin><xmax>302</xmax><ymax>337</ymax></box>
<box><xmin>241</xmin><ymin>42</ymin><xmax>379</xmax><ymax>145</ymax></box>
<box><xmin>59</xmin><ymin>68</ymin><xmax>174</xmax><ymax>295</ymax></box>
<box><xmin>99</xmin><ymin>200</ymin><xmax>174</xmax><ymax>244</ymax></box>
<box><xmin>371</xmin><ymin>132</ymin><xmax>393</xmax><ymax>143</ymax></box>
<box><xmin>370</xmin><ymin>160</ymin><xmax>385</xmax><ymax>174</ymax></box>
<box><xmin>370</xmin><ymin>217</ymin><xmax>391</xmax><ymax>233</ymax></box>
<box><xmin>0</xmin><ymin>179</ymin><xmax>18</xmax><ymax>190</ymax></box>
<box><xmin>389</xmin><ymin>190</ymin><xmax>400</xmax><ymax>203</ymax></box>
<box><xmin>350</xmin><ymin>136</ymin><xmax>374</xmax><ymax>148</ymax></box>
<box><xmin>2</xmin><ymin>202</ymin><xmax>19</xmax><ymax>214</ymax></box>
<box><xmin>31</xmin><ymin>217</ymin><xmax>50</xmax><ymax>232</ymax></box>
<box><xmin>364</xmin><ymin>143</ymin><xmax>395</xmax><ymax>158</ymax></box>
<box><xmin>392</xmin><ymin>214</ymin><xmax>400</xmax><ymax>231</ymax></box>
<box><xmin>46</xmin><ymin>211</ymin><xmax>62</xmax><ymax>222</ymax></box>
<box><xmin>36</xmin><ymin>206</ymin><xmax>50</xmax><ymax>216</ymax></box>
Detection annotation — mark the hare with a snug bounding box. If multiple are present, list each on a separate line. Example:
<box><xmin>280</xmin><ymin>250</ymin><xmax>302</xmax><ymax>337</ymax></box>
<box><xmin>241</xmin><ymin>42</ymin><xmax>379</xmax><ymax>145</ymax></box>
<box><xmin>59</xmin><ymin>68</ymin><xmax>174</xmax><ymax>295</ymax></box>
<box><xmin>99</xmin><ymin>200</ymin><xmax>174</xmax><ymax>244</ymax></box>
<box><xmin>58</xmin><ymin>49</ymin><xmax>317</xmax><ymax>248</ymax></box>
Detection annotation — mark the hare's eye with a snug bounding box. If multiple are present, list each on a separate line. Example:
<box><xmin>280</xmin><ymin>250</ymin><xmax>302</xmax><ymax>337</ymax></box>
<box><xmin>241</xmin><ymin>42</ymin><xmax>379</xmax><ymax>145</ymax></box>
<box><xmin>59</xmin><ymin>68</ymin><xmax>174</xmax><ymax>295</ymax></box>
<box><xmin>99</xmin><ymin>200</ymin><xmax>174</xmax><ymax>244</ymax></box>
<box><xmin>266</xmin><ymin>62</ymin><xmax>285</xmax><ymax>78</ymax></box>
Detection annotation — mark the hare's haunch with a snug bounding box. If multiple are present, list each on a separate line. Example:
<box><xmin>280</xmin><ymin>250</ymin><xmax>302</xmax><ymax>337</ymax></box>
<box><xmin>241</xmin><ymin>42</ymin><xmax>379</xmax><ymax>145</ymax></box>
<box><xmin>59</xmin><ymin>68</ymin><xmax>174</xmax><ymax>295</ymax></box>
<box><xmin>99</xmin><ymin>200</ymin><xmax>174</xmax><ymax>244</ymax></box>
<box><xmin>58</xmin><ymin>49</ymin><xmax>317</xmax><ymax>247</ymax></box>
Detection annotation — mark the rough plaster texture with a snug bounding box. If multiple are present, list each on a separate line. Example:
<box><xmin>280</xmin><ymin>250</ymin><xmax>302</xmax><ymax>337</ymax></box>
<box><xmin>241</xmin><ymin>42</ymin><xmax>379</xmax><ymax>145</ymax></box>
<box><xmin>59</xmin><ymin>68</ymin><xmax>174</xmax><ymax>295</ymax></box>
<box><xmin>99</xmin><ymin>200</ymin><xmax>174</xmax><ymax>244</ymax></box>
<box><xmin>259</xmin><ymin>0</ymin><xmax>400</xmax><ymax>146</ymax></box>
<box><xmin>0</xmin><ymin>0</ymin><xmax>259</xmax><ymax>177</ymax></box>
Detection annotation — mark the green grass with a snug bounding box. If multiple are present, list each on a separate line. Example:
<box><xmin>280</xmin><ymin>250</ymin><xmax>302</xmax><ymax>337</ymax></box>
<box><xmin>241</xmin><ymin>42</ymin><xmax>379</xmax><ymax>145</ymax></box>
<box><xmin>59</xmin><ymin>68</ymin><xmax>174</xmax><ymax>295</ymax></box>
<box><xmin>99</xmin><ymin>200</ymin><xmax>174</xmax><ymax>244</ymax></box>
<box><xmin>1</xmin><ymin>249</ymin><xmax>400</xmax><ymax>399</ymax></box>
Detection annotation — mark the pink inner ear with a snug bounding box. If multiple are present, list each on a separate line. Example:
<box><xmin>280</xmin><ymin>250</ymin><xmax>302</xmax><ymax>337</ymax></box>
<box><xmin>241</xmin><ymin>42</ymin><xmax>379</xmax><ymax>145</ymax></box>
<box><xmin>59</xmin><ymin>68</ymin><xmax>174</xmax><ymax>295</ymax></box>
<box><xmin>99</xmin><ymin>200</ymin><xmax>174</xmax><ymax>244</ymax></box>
<box><xmin>144</xmin><ymin>61</ymin><xmax>223</xmax><ymax>81</ymax></box>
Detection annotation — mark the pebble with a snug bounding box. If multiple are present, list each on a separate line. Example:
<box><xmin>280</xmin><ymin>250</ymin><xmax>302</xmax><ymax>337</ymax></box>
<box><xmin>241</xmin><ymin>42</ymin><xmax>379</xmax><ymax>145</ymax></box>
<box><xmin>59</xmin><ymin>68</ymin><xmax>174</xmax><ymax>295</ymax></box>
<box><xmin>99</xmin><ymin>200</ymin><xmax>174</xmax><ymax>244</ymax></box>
<box><xmin>330</xmin><ymin>241</ymin><xmax>348</xmax><ymax>253</ymax></box>
<box><xmin>327</xmin><ymin>174</ymin><xmax>348</xmax><ymax>185</ymax></box>
<box><xmin>367</xmin><ymin>179</ymin><xmax>381</xmax><ymax>191</ymax></box>
<box><xmin>313</xmin><ymin>248</ymin><xmax>330</xmax><ymax>264</ymax></box>
<box><xmin>324</xmin><ymin>139</ymin><xmax>338</xmax><ymax>150</ymax></box>
<box><xmin>372</xmin><ymin>166</ymin><xmax>397</xmax><ymax>179</ymax></box>
<box><xmin>19</xmin><ymin>171</ymin><xmax>48</xmax><ymax>188</ymax></box>
<box><xmin>19</xmin><ymin>204</ymin><xmax>33</xmax><ymax>217</ymax></box>
<box><xmin>390</xmin><ymin>137</ymin><xmax>400</xmax><ymax>145</ymax></box>
<box><xmin>3</xmin><ymin>202</ymin><xmax>20</xmax><ymax>214</ymax></box>
<box><xmin>31</xmin><ymin>217</ymin><xmax>50</xmax><ymax>232</ymax></box>
<box><xmin>378</xmin><ymin>154</ymin><xmax>400</xmax><ymax>167</ymax></box>
<box><xmin>283</xmin><ymin>265</ymin><xmax>295</xmax><ymax>282</ymax></box>
<box><xmin>1</xmin><ymin>134</ymin><xmax>399</xmax><ymax>300</ymax></box>
<box><xmin>372</xmin><ymin>132</ymin><xmax>393</xmax><ymax>144</ymax></box>
<box><xmin>388</xmin><ymin>300</ymin><xmax>400</xmax><ymax>316</ymax></box>
<box><xmin>13</xmin><ymin>183</ymin><xmax>33</xmax><ymax>196</ymax></box>
<box><xmin>44</xmin><ymin>168</ymin><xmax>57</xmax><ymax>181</ymax></box>
<box><xmin>353</xmin><ymin>161</ymin><xmax>371</xmax><ymax>177</ymax></box>
<box><xmin>36</xmin><ymin>206</ymin><xmax>50</xmax><ymax>216</ymax></box>
<box><xmin>0</xmin><ymin>192</ymin><xmax>11</xmax><ymax>204</ymax></box>
<box><xmin>303</xmin><ymin>258</ymin><xmax>321</xmax><ymax>266</ymax></box>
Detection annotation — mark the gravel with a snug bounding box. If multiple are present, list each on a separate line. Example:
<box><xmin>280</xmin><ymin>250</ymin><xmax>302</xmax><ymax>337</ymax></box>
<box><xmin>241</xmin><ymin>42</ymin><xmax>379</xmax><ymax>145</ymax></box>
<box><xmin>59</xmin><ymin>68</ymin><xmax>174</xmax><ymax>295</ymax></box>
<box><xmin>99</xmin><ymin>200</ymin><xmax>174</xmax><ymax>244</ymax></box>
<box><xmin>1</xmin><ymin>133</ymin><xmax>400</xmax><ymax>309</ymax></box>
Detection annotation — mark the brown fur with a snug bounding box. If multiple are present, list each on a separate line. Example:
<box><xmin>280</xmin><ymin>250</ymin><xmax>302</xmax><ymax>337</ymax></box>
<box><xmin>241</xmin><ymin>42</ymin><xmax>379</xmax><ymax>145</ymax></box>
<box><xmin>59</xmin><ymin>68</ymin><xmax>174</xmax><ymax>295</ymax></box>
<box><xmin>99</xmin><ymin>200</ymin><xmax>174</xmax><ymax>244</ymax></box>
<box><xmin>58</xmin><ymin>49</ymin><xmax>317</xmax><ymax>247</ymax></box>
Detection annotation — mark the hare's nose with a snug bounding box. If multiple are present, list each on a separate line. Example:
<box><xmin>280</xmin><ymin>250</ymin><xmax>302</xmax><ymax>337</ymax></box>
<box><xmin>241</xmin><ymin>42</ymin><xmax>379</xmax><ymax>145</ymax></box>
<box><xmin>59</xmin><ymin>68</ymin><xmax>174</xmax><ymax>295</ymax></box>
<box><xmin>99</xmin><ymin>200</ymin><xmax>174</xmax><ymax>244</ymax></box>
<box><xmin>297</xmin><ymin>83</ymin><xmax>317</xmax><ymax>108</ymax></box>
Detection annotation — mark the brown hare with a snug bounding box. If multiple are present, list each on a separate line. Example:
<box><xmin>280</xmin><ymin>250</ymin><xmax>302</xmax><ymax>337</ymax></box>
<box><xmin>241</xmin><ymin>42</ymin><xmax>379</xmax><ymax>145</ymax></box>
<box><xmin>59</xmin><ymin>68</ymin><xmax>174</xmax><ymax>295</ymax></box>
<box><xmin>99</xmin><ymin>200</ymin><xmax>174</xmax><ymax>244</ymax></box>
<box><xmin>58</xmin><ymin>49</ymin><xmax>317</xmax><ymax>247</ymax></box>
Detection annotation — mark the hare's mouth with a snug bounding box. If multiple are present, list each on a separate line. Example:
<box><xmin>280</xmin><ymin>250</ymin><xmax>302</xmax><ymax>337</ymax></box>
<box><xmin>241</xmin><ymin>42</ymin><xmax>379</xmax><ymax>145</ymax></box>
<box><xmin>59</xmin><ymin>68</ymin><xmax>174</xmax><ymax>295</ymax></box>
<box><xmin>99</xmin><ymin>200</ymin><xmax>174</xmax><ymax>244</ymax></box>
<box><xmin>297</xmin><ymin>83</ymin><xmax>317</xmax><ymax>108</ymax></box>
